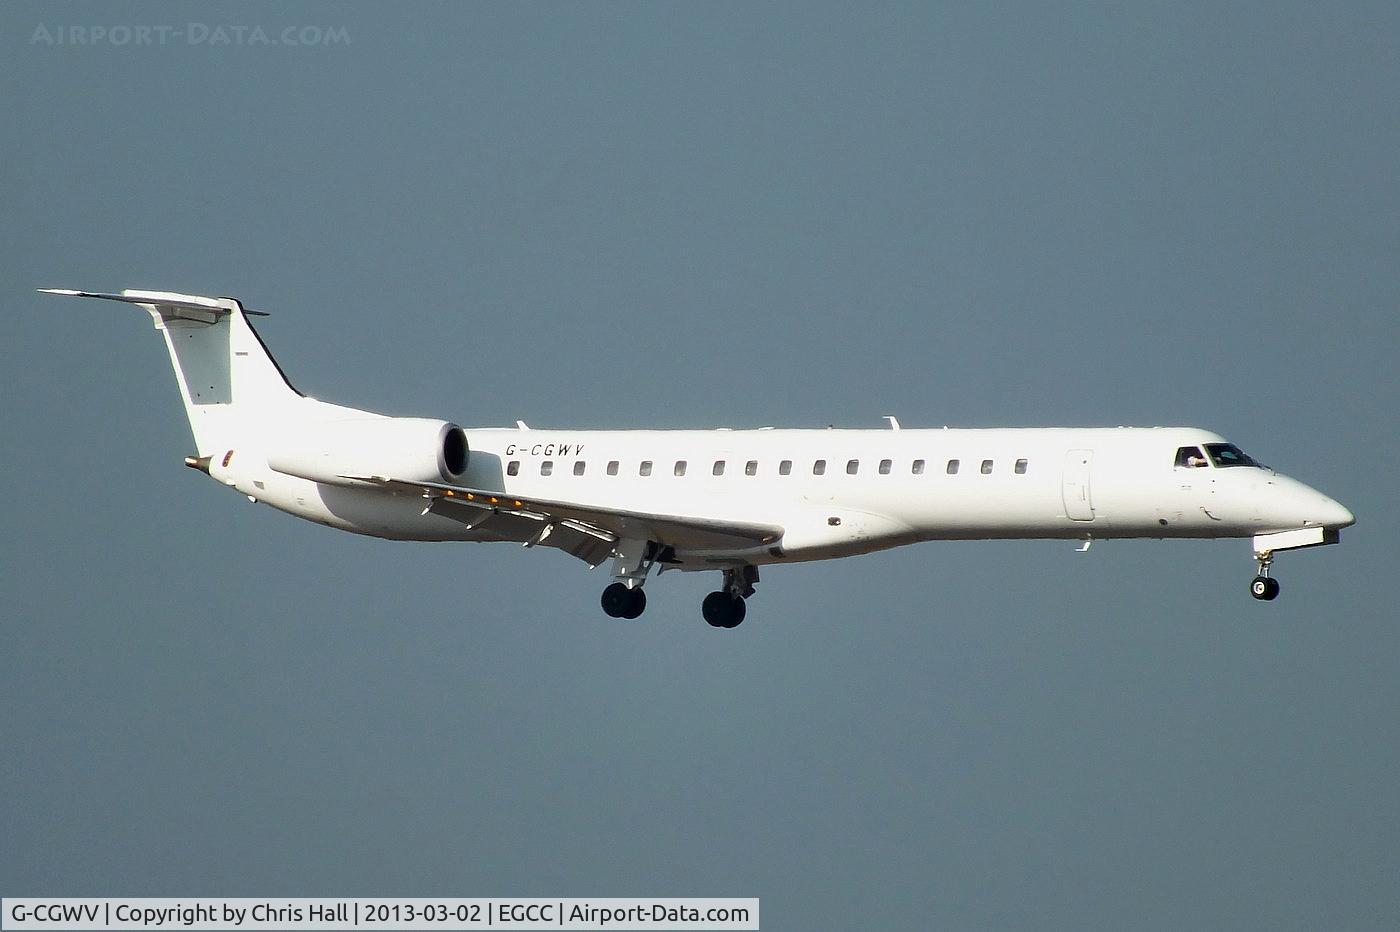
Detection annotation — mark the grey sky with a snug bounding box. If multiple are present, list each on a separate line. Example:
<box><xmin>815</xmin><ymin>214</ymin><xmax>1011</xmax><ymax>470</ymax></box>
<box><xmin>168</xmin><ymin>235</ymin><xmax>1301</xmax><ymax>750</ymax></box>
<box><xmin>2</xmin><ymin>2</ymin><xmax>1397</xmax><ymax>929</ymax></box>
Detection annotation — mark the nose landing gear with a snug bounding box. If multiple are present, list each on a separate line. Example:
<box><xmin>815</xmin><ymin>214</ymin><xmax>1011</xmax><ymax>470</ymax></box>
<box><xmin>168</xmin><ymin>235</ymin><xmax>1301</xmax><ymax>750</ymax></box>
<box><xmin>1250</xmin><ymin>576</ymin><xmax>1280</xmax><ymax>600</ymax></box>
<box><xmin>1250</xmin><ymin>551</ymin><xmax>1281</xmax><ymax>601</ymax></box>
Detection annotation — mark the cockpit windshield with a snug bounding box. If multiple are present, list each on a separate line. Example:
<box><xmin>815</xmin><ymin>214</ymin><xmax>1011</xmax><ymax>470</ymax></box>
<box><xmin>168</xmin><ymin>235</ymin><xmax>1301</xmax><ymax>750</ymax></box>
<box><xmin>1204</xmin><ymin>442</ymin><xmax>1260</xmax><ymax>468</ymax></box>
<box><xmin>1174</xmin><ymin>446</ymin><xmax>1209</xmax><ymax>468</ymax></box>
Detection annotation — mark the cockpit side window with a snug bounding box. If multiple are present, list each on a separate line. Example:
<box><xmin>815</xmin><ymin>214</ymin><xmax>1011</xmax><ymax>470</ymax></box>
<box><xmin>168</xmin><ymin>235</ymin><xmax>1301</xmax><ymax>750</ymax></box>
<box><xmin>1174</xmin><ymin>446</ymin><xmax>1209</xmax><ymax>468</ymax></box>
<box><xmin>1204</xmin><ymin>442</ymin><xmax>1260</xmax><ymax>468</ymax></box>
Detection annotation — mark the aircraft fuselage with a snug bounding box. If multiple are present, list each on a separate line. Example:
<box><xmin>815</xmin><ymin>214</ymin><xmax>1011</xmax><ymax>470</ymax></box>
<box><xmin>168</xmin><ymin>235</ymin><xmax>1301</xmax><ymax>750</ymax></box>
<box><xmin>212</xmin><ymin>424</ymin><xmax>1352</xmax><ymax>566</ymax></box>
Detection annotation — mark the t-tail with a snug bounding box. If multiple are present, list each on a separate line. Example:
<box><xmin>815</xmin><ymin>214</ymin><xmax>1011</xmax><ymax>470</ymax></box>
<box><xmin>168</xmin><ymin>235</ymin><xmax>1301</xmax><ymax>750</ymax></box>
<box><xmin>38</xmin><ymin>289</ymin><xmax>305</xmax><ymax>456</ymax></box>
<box><xmin>39</xmin><ymin>288</ymin><xmax>470</xmax><ymax>491</ymax></box>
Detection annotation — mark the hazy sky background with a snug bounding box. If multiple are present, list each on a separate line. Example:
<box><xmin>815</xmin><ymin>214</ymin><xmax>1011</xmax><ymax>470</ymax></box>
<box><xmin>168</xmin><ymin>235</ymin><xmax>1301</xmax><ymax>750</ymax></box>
<box><xmin>3</xmin><ymin>2</ymin><xmax>1397</xmax><ymax>929</ymax></box>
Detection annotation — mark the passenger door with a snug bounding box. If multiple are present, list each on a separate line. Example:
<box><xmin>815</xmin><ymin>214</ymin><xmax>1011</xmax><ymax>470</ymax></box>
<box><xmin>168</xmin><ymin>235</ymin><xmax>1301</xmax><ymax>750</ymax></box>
<box><xmin>1062</xmin><ymin>449</ymin><xmax>1095</xmax><ymax>521</ymax></box>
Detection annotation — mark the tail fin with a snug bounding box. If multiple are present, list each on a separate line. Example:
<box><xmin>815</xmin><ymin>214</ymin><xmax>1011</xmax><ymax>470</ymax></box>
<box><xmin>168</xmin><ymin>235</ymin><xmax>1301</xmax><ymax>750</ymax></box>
<box><xmin>39</xmin><ymin>288</ymin><xmax>302</xmax><ymax>455</ymax></box>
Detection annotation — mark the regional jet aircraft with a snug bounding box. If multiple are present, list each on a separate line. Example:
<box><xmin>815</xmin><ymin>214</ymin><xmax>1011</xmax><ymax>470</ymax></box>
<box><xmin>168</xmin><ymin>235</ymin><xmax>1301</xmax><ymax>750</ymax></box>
<box><xmin>40</xmin><ymin>289</ymin><xmax>1355</xmax><ymax>627</ymax></box>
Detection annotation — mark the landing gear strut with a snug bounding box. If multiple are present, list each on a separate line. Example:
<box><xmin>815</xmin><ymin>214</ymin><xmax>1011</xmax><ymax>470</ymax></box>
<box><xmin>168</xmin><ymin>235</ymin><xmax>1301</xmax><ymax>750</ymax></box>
<box><xmin>601</xmin><ymin>582</ymin><xmax>646</xmax><ymax>619</ymax></box>
<box><xmin>600</xmin><ymin>539</ymin><xmax>657</xmax><ymax>619</ymax></box>
<box><xmin>1250</xmin><ymin>551</ymin><xmax>1281</xmax><ymax>601</ymax></box>
<box><xmin>702</xmin><ymin>566</ymin><xmax>758</xmax><ymax>628</ymax></box>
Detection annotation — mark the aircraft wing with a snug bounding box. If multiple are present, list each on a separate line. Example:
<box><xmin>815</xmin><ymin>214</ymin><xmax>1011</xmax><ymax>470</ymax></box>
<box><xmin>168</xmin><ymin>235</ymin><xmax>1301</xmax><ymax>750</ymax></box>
<box><xmin>355</xmin><ymin>475</ymin><xmax>784</xmax><ymax>566</ymax></box>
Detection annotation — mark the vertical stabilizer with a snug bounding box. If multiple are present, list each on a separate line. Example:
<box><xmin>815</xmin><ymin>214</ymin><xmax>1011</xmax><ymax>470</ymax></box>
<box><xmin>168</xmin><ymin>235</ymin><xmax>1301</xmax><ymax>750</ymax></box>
<box><xmin>39</xmin><ymin>288</ymin><xmax>302</xmax><ymax>455</ymax></box>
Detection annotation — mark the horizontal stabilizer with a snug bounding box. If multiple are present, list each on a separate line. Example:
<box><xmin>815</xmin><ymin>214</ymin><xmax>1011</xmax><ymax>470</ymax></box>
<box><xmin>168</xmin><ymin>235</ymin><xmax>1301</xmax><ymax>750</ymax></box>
<box><xmin>38</xmin><ymin>288</ymin><xmax>268</xmax><ymax>323</ymax></box>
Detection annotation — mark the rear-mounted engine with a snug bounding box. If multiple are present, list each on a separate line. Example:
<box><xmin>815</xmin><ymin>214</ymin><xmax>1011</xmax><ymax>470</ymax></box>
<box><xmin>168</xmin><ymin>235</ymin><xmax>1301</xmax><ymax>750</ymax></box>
<box><xmin>266</xmin><ymin>417</ymin><xmax>468</xmax><ymax>487</ymax></box>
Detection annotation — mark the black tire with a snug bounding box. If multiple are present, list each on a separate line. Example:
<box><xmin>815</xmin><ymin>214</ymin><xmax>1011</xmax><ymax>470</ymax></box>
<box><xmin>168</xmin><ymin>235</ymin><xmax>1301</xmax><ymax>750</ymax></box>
<box><xmin>601</xmin><ymin>582</ymin><xmax>631</xmax><ymax>617</ymax></box>
<box><xmin>620</xmin><ymin>587</ymin><xmax>647</xmax><ymax>619</ymax></box>
<box><xmin>702</xmin><ymin>591</ymin><xmax>732</xmax><ymax>627</ymax></box>
<box><xmin>702</xmin><ymin>591</ymin><xmax>746</xmax><ymax>628</ymax></box>
<box><xmin>1248</xmin><ymin>576</ymin><xmax>1282</xmax><ymax>598</ymax></box>
<box><xmin>723</xmin><ymin>596</ymin><xmax>747</xmax><ymax>628</ymax></box>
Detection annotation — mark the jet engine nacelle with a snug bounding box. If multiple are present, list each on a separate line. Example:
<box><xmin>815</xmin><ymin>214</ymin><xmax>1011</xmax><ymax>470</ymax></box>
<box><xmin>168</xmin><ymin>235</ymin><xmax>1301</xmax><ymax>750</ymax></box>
<box><xmin>267</xmin><ymin>417</ymin><xmax>468</xmax><ymax>487</ymax></box>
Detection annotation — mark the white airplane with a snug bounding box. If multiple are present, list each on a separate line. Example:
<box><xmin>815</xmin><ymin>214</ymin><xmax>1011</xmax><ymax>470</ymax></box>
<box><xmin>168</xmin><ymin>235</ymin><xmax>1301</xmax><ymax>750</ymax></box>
<box><xmin>40</xmin><ymin>288</ymin><xmax>1355</xmax><ymax>627</ymax></box>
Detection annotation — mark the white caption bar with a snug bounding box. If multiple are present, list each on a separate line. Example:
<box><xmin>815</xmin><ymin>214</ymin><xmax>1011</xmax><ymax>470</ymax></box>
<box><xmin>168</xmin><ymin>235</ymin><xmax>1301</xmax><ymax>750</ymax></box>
<box><xmin>2</xmin><ymin>899</ymin><xmax>759</xmax><ymax>931</ymax></box>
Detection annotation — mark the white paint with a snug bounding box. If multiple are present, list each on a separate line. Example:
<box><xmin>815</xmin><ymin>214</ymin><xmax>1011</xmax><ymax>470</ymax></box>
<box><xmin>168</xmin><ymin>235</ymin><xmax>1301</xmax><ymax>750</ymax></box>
<box><xmin>41</xmin><ymin>288</ymin><xmax>1357</xmax><ymax>611</ymax></box>
<box><xmin>1253</xmin><ymin>526</ymin><xmax>1338</xmax><ymax>554</ymax></box>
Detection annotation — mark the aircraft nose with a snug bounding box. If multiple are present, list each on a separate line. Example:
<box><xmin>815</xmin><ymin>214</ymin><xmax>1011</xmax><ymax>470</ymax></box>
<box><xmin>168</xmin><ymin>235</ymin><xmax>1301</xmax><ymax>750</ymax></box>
<box><xmin>1267</xmin><ymin>475</ymin><xmax>1355</xmax><ymax>530</ymax></box>
<box><xmin>1319</xmin><ymin>496</ymin><xmax>1356</xmax><ymax>529</ymax></box>
<box><xmin>1299</xmin><ymin>483</ymin><xmax>1355</xmax><ymax>529</ymax></box>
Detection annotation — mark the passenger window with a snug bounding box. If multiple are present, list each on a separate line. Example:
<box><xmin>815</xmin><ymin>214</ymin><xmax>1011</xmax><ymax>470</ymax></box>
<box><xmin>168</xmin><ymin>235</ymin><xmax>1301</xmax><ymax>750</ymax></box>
<box><xmin>912</xmin><ymin>459</ymin><xmax>925</xmax><ymax>475</ymax></box>
<box><xmin>779</xmin><ymin>460</ymin><xmax>792</xmax><ymax>476</ymax></box>
<box><xmin>639</xmin><ymin>460</ymin><xmax>653</xmax><ymax>477</ymax></box>
<box><xmin>607</xmin><ymin>460</ymin><xmax>619</xmax><ymax>476</ymax></box>
<box><xmin>745</xmin><ymin>460</ymin><xmax>758</xmax><ymax>476</ymax></box>
<box><xmin>573</xmin><ymin>461</ymin><xmax>586</xmax><ymax>476</ymax></box>
<box><xmin>846</xmin><ymin>459</ymin><xmax>859</xmax><ymax>475</ymax></box>
<box><xmin>674</xmin><ymin>460</ymin><xmax>687</xmax><ymax>477</ymax></box>
<box><xmin>879</xmin><ymin>459</ymin><xmax>892</xmax><ymax>475</ymax></box>
<box><xmin>1175</xmin><ymin>446</ymin><xmax>1208</xmax><ymax>468</ymax></box>
<box><xmin>1014</xmin><ymin>458</ymin><xmax>1028</xmax><ymax>474</ymax></box>
<box><xmin>946</xmin><ymin>459</ymin><xmax>959</xmax><ymax>475</ymax></box>
<box><xmin>541</xmin><ymin>460</ymin><xmax>553</xmax><ymax>476</ymax></box>
<box><xmin>507</xmin><ymin>460</ymin><xmax>520</xmax><ymax>477</ymax></box>
<box><xmin>981</xmin><ymin>459</ymin><xmax>993</xmax><ymax>474</ymax></box>
<box><xmin>713</xmin><ymin>460</ymin><xmax>725</xmax><ymax>476</ymax></box>
<box><xmin>813</xmin><ymin>459</ymin><xmax>827</xmax><ymax>476</ymax></box>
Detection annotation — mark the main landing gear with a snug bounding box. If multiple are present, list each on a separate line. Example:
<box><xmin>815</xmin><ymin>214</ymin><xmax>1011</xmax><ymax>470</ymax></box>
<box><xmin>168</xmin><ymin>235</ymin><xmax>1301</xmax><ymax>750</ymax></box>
<box><xmin>601</xmin><ymin>582</ymin><xmax>646</xmax><ymax>619</ymax></box>
<box><xmin>702</xmin><ymin>566</ymin><xmax>758</xmax><ymax>629</ymax></box>
<box><xmin>702</xmin><ymin>591</ymin><xmax>746</xmax><ymax>628</ymax></box>
<box><xmin>600</xmin><ymin>538</ymin><xmax>656</xmax><ymax>619</ymax></box>
<box><xmin>598</xmin><ymin>549</ymin><xmax>759</xmax><ymax>628</ymax></box>
<box><xmin>1250</xmin><ymin>551</ymin><xmax>1281</xmax><ymax>601</ymax></box>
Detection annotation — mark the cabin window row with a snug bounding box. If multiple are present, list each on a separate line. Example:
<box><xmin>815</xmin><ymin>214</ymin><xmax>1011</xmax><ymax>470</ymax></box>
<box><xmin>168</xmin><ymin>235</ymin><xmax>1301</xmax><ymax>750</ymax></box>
<box><xmin>506</xmin><ymin>457</ymin><xmax>1032</xmax><ymax>477</ymax></box>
